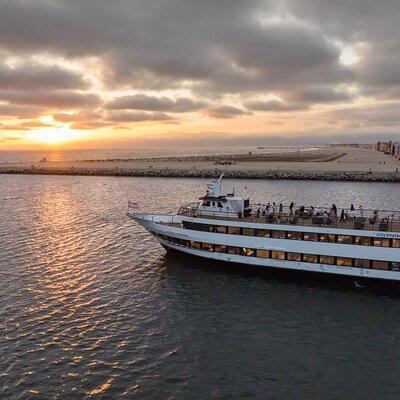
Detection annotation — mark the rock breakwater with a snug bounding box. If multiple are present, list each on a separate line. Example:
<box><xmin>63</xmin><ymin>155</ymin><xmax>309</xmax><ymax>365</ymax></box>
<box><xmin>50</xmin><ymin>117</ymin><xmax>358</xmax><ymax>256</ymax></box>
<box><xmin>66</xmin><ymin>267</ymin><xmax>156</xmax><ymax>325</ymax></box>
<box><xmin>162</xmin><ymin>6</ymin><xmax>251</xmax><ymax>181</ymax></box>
<box><xmin>1</xmin><ymin>166</ymin><xmax>399</xmax><ymax>182</ymax></box>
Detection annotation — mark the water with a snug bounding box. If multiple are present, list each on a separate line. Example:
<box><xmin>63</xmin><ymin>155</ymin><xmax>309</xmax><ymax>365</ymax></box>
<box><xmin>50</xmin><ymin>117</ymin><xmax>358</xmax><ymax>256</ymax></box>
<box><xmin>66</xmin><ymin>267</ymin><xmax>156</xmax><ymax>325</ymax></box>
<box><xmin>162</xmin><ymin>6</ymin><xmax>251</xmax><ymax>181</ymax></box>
<box><xmin>1</xmin><ymin>174</ymin><xmax>400</xmax><ymax>399</ymax></box>
<box><xmin>0</xmin><ymin>146</ymin><xmax>312</xmax><ymax>163</ymax></box>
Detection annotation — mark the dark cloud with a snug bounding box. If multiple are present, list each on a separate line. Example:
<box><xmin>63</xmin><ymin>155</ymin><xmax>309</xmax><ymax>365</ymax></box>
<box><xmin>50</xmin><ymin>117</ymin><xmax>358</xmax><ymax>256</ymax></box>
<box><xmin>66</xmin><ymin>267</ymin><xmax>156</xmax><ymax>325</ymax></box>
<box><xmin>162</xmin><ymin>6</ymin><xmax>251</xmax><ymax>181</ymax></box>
<box><xmin>244</xmin><ymin>100</ymin><xmax>309</xmax><ymax>112</ymax></box>
<box><xmin>52</xmin><ymin>111</ymin><xmax>110</xmax><ymax>129</ymax></box>
<box><xmin>0</xmin><ymin>103</ymin><xmax>44</xmax><ymax>118</ymax></box>
<box><xmin>106</xmin><ymin>94</ymin><xmax>207</xmax><ymax>112</ymax></box>
<box><xmin>0</xmin><ymin>61</ymin><xmax>87</xmax><ymax>90</ymax></box>
<box><xmin>108</xmin><ymin>111</ymin><xmax>174</xmax><ymax>122</ymax></box>
<box><xmin>288</xmin><ymin>86</ymin><xmax>353</xmax><ymax>104</ymax></box>
<box><xmin>0</xmin><ymin>0</ymin><xmax>351</xmax><ymax>95</ymax></box>
<box><xmin>329</xmin><ymin>103</ymin><xmax>400</xmax><ymax>128</ymax></box>
<box><xmin>0</xmin><ymin>90</ymin><xmax>101</xmax><ymax>108</ymax></box>
<box><xmin>1</xmin><ymin>0</ymin><xmax>400</xmax><ymax>132</ymax></box>
<box><xmin>206</xmin><ymin>105</ymin><xmax>252</xmax><ymax>119</ymax></box>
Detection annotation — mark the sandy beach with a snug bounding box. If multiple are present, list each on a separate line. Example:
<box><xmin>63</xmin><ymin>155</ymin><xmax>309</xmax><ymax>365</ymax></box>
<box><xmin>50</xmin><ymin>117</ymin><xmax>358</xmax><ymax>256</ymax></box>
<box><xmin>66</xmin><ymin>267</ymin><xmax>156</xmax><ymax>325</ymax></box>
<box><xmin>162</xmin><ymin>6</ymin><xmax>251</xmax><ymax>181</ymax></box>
<box><xmin>1</xmin><ymin>147</ymin><xmax>399</xmax><ymax>181</ymax></box>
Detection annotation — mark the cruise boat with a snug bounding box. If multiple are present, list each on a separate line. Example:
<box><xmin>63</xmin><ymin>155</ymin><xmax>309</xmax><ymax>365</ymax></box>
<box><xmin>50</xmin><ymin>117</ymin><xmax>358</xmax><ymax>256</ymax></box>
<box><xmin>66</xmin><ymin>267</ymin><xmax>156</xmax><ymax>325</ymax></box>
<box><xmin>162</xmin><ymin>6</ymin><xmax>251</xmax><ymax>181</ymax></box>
<box><xmin>128</xmin><ymin>175</ymin><xmax>400</xmax><ymax>282</ymax></box>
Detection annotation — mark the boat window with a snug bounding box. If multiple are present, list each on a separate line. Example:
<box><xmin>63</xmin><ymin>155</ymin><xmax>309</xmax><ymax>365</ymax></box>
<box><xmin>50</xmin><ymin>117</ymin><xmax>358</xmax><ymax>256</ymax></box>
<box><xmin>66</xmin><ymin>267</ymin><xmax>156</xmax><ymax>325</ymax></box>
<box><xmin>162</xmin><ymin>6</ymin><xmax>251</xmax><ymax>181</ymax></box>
<box><xmin>272</xmin><ymin>230</ymin><xmax>286</xmax><ymax>239</ymax></box>
<box><xmin>204</xmin><ymin>201</ymin><xmax>210</xmax><ymax>207</ymax></box>
<box><xmin>208</xmin><ymin>225</ymin><xmax>217</xmax><ymax>232</ymax></box>
<box><xmin>190</xmin><ymin>241</ymin><xmax>201</xmax><ymax>250</ymax></box>
<box><xmin>227</xmin><ymin>246</ymin><xmax>241</xmax><ymax>255</ymax></box>
<box><xmin>183</xmin><ymin>240</ymin><xmax>190</xmax><ymax>247</ymax></box>
<box><xmin>320</xmin><ymin>234</ymin><xmax>336</xmax><ymax>243</ymax></box>
<box><xmin>256</xmin><ymin>249</ymin><xmax>269</xmax><ymax>258</ymax></box>
<box><xmin>212</xmin><ymin>202</ymin><xmax>216</xmax><ymax>207</ymax></box>
<box><xmin>244</xmin><ymin>199</ymin><xmax>250</xmax><ymax>208</ymax></box>
<box><xmin>287</xmin><ymin>252</ymin><xmax>301</xmax><ymax>261</ymax></box>
<box><xmin>390</xmin><ymin>262</ymin><xmax>400</xmax><ymax>271</ymax></box>
<box><xmin>320</xmin><ymin>255</ymin><xmax>335</xmax><ymax>265</ymax></box>
<box><xmin>354</xmin><ymin>259</ymin><xmax>371</xmax><ymax>268</ymax></box>
<box><xmin>287</xmin><ymin>231</ymin><xmax>301</xmax><ymax>240</ymax></box>
<box><xmin>242</xmin><ymin>248</ymin><xmax>255</xmax><ymax>257</ymax></box>
<box><xmin>372</xmin><ymin>260</ymin><xmax>389</xmax><ymax>270</ymax></box>
<box><xmin>373</xmin><ymin>238</ymin><xmax>390</xmax><ymax>247</ymax></box>
<box><xmin>303</xmin><ymin>232</ymin><xmax>318</xmax><ymax>242</ymax></box>
<box><xmin>355</xmin><ymin>236</ymin><xmax>371</xmax><ymax>246</ymax></box>
<box><xmin>337</xmin><ymin>235</ymin><xmax>354</xmax><ymax>244</ymax></box>
<box><xmin>393</xmin><ymin>239</ymin><xmax>400</xmax><ymax>248</ymax></box>
<box><xmin>228</xmin><ymin>226</ymin><xmax>241</xmax><ymax>235</ymax></box>
<box><xmin>257</xmin><ymin>229</ymin><xmax>271</xmax><ymax>238</ymax></box>
<box><xmin>203</xmin><ymin>243</ymin><xmax>214</xmax><ymax>252</ymax></box>
<box><xmin>209</xmin><ymin>225</ymin><xmax>227</xmax><ymax>233</ymax></box>
<box><xmin>215</xmin><ymin>244</ymin><xmax>227</xmax><ymax>253</ymax></box>
<box><xmin>217</xmin><ymin>202</ymin><xmax>223</xmax><ymax>208</ymax></box>
<box><xmin>242</xmin><ymin>228</ymin><xmax>255</xmax><ymax>236</ymax></box>
<box><xmin>336</xmin><ymin>257</ymin><xmax>353</xmax><ymax>267</ymax></box>
<box><xmin>271</xmin><ymin>251</ymin><xmax>285</xmax><ymax>260</ymax></box>
<box><xmin>303</xmin><ymin>254</ymin><xmax>318</xmax><ymax>263</ymax></box>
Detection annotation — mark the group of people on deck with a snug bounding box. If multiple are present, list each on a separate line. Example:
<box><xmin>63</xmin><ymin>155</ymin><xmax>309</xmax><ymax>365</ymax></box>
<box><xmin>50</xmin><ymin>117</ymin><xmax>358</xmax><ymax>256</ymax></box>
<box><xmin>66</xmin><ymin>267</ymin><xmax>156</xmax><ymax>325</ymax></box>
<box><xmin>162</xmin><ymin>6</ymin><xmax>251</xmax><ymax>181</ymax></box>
<box><xmin>254</xmin><ymin>202</ymin><xmax>366</xmax><ymax>225</ymax></box>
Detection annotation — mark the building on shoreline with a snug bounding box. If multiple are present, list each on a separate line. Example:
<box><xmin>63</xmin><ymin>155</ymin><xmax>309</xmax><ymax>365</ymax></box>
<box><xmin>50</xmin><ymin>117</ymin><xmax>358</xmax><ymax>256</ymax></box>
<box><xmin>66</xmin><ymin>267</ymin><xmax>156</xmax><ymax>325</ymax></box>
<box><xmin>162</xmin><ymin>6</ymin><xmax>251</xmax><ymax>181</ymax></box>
<box><xmin>376</xmin><ymin>141</ymin><xmax>400</xmax><ymax>161</ymax></box>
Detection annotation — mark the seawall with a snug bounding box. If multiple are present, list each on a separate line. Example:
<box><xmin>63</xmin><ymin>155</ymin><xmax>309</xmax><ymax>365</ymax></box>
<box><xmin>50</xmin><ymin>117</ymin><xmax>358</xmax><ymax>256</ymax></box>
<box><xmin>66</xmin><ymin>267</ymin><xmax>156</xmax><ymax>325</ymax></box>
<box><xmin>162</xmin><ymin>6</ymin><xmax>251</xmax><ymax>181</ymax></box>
<box><xmin>1</xmin><ymin>167</ymin><xmax>400</xmax><ymax>182</ymax></box>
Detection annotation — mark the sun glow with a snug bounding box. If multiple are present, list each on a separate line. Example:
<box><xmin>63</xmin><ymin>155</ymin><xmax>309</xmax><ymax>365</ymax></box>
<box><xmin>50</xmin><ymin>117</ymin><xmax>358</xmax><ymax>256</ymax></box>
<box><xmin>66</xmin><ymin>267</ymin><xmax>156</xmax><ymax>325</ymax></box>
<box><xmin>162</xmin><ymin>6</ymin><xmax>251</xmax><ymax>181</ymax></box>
<box><xmin>27</xmin><ymin>126</ymin><xmax>81</xmax><ymax>145</ymax></box>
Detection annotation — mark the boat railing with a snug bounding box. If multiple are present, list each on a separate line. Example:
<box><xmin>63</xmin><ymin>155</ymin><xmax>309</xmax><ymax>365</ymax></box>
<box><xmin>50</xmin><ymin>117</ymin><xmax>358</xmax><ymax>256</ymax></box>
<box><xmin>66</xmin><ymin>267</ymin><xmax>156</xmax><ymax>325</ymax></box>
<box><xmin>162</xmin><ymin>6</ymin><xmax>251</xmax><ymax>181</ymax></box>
<box><xmin>178</xmin><ymin>202</ymin><xmax>200</xmax><ymax>217</ymax></box>
<box><xmin>177</xmin><ymin>202</ymin><xmax>400</xmax><ymax>232</ymax></box>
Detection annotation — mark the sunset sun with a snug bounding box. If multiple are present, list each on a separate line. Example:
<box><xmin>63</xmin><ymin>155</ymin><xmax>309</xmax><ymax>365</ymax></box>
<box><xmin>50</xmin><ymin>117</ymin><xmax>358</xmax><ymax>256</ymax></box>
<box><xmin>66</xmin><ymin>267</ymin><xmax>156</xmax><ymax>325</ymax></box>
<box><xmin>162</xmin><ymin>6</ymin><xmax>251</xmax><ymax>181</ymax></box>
<box><xmin>28</xmin><ymin>127</ymin><xmax>80</xmax><ymax>145</ymax></box>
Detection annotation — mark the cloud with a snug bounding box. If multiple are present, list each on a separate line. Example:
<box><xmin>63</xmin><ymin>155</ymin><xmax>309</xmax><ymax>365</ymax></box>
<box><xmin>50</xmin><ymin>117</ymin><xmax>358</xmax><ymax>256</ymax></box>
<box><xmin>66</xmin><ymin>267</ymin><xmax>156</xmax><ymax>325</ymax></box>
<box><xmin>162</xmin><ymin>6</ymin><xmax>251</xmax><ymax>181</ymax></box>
<box><xmin>205</xmin><ymin>105</ymin><xmax>252</xmax><ymax>119</ymax></box>
<box><xmin>0</xmin><ymin>120</ymin><xmax>54</xmax><ymax>131</ymax></box>
<box><xmin>288</xmin><ymin>86</ymin><xmax>353</xmax><ymax>104</ymax></box>
<box><xmin>0</xmin><ymin>0</ymin><xmax>351</xmax><ymax>95</ymax></box>
<box><xmin>0</xmin><ymin>103</ymin><xmax>44</xmax><ymax>118</ymax></box>
<box><xmin>0</xmin><ymin>90</ymin><xmax>101</xmax><ymax>108</ymax></box>
<box><xmin>0</xmin><ymin>61</ymin><xmax>87</xmax><ymax>90</ymax></box>
<box><xmin>329</xmin><ymin>103</ymin><xmax>400</xmax><ymax>128</ymax></box>
<box><xmin>244</xmin><ymin>99</ymin><xmax>309</xmax><ymax>112</ymax></box>
<box><xmin>108</xmin><ymin>111</ymin><xmax>174</xmax><ymax>122</ymax></box>
<box><xmin>1</xmin><ymin>0</ymin><xmax>400</xmax><ymax>138</ymax></box>
<box><xmin>106</xmin><ymin>94</ymin><xmax>207</xmax><ymax>112</ymax></box>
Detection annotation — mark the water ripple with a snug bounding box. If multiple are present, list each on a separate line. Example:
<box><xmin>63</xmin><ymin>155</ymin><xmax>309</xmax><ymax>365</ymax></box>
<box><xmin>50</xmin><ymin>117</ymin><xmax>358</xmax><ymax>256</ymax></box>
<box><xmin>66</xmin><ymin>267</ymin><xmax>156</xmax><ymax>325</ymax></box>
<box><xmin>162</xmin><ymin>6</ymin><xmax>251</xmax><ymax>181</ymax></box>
<box><xmin>1</xmin><ymin>175</ymin><xmax>400</xmax><ymax>399</ymax></box>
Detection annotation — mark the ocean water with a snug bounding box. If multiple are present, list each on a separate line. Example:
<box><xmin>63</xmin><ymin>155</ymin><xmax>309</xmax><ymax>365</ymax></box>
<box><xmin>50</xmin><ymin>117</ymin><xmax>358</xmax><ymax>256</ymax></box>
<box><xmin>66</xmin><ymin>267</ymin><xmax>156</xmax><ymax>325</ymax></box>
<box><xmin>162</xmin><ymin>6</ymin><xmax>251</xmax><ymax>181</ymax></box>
<box><xmin>0</xmin><ymin>146</ymin><xmax>312</xmax><ymax>164</ymax></box>
<box><xmin>1</xmin><ymin>174</ymin><xmax>400</xmax><ymax>399</ymax></box>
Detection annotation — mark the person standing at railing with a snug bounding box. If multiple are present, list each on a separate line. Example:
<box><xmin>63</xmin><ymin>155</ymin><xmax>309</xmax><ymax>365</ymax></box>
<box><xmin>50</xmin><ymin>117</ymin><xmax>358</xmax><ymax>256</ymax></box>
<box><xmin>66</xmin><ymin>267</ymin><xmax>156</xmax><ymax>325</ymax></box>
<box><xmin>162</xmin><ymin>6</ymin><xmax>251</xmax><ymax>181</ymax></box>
<box><xmin>289</xmin><ymin>201</ymin><xmax>295</xmax><ymax>215</ymax></box>
<box><xmin>279</xmin><ymin>203</ymin><xmax>283</xmax><ymax>215</ymax></box>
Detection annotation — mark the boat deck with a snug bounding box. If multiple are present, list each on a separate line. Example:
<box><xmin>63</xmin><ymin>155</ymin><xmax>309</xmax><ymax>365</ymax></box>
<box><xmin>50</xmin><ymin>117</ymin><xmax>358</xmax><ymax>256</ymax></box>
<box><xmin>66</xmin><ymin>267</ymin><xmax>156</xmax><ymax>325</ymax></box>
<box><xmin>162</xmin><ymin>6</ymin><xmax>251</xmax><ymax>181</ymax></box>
<box><xmin>177</xmin><ymin>204</ymin><xmax>400</xmax><ymax>233</ymax></box>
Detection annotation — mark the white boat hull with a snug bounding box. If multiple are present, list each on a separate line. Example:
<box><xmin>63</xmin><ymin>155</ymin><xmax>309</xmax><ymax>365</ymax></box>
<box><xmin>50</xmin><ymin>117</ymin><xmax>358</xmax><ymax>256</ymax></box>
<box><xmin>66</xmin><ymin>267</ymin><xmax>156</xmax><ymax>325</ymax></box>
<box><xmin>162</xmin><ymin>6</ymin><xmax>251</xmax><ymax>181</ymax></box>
<box><xmin>130</xmin><ymin>212</ymin><xmax>400</xmax><ymax>282</ymax></box>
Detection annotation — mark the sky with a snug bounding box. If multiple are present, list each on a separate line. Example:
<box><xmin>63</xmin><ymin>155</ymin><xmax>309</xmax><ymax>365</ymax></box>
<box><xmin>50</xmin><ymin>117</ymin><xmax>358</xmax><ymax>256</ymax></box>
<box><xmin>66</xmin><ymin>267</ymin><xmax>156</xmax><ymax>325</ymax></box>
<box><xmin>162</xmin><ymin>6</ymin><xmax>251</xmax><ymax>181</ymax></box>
<box><xmin>0</xmin><ymin>0</ymin><xmax>400</xmax><ymax>149</ymax></box>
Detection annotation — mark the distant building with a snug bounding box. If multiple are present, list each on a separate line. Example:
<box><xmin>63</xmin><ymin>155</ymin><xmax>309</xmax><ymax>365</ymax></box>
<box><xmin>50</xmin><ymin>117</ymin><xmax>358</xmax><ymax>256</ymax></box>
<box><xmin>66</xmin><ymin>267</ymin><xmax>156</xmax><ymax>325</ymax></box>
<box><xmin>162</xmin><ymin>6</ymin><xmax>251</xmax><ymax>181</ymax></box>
<box><xmin>376</xmin><ymin>140</ymin><xmax>400</xmax><ymax>162</ymax></box>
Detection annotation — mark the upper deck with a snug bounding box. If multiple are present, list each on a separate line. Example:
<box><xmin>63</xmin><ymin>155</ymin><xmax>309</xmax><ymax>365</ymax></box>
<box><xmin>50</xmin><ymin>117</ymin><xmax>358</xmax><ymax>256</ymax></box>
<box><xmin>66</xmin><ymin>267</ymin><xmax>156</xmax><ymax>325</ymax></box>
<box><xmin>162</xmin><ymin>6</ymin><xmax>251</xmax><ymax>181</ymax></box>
<box><xmin>178</xmin><ymin>203</ymin><xmax>400</xmax><ymax>233</ymax></box>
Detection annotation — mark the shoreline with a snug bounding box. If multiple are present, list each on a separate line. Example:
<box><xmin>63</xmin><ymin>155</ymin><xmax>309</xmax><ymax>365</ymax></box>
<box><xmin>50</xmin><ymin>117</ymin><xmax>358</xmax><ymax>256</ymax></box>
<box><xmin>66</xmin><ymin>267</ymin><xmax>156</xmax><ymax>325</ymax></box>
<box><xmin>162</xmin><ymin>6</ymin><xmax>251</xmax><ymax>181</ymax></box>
<box><xmin>1</xmin><ymin>167</ymin><xmax>399</xmax><ymax>182</ymax></box>
<box><xmin>1</xmin><ymin>147</ymin><xmax>399</xmax><ymax>182</ymax></box>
